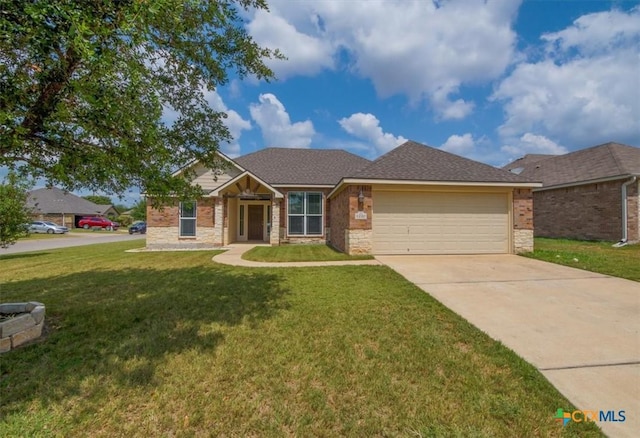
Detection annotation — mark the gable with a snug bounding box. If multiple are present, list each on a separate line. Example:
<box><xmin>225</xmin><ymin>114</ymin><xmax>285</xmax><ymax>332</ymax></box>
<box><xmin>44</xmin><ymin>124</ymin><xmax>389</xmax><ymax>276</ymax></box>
<box><xmin>190</xmin><ymin>162</ymin><xmax>244</xmax><ymax>192</ymax></box>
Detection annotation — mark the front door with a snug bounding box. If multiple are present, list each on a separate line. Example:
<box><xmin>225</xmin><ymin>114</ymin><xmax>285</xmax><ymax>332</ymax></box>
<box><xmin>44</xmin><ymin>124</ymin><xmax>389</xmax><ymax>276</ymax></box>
<box><xmin>248</xmin><ymin>205</ymin><xmax>264</xmax><ymax>240</ymax></box>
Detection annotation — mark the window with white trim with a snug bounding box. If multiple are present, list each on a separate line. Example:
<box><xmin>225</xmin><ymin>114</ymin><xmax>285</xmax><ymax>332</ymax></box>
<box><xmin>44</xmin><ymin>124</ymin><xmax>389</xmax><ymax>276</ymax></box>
<box><xmin>288</xmin><ymin>192</ymin><xmax>322</xmax><ymax>235</ymax></box>
<box><xmin>179</xmin><ymin>201</ymin><xmax>196</xmax><ymax>237</ymax></box>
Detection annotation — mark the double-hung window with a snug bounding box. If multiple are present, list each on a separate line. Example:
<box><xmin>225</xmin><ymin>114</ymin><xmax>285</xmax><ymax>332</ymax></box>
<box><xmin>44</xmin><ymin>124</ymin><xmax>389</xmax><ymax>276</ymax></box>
<box><xmin>179</xmin><ymin>201</ymin><xmax>196</xmax><ymax>237</ymax></box>
<box><xmin>288</xmin><ymin>192</ymin><xmax>322</xmax><ymax>235</ymax></box>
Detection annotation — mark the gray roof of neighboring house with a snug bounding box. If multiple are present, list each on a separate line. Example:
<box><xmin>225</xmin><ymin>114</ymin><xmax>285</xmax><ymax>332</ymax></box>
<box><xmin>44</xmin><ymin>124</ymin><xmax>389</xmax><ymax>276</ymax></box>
<box><xmin>234</xmin><ymin>148</ymin><xmax>371</xmax><ymax>185</ymax></box>
<box><xmin>27</xmin><ymin>187</ymin><xmax>111</xmax><ymax>215</ymax></box>
<box><xmin>502</xmin><ymin>142</ymin><xmax>640</xmax><ymax>187</ymax></box>
<box><xmin>351</xmin><ymin>140</ymin><xmax>533</xmax><ymax>183</ymax></box>
<box><xmin>95</xmin><ymin>204</ymin><xmax>119</xmax><ymax>215</ymax></box>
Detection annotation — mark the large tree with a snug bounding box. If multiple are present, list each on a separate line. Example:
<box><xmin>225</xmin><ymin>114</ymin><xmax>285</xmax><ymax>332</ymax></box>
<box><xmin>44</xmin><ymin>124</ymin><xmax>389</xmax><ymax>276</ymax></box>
<box><xmin>0</xmin><ymin>0</ymin><xmax>280</xmax><ymax>203</ymax></box>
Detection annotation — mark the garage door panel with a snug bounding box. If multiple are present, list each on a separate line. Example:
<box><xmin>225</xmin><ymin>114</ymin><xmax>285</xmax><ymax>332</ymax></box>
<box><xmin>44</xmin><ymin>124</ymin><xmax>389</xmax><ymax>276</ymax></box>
<box><xmin>373</xmin><ymin>191</ymin><xmax>509</xmax><ymax>255</ymax></box>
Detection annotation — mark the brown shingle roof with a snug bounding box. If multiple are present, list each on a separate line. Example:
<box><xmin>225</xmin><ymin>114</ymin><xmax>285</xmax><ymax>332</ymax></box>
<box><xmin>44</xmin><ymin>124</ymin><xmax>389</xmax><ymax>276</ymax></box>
<box><xmin>234</xmin><ymin>148</ymin><xmax>371</xmax><ymax>185</ymax></box>
<box><xmin>503</xmin><ymin>142</ymin><xmax>640</xmax><ymax>187</ymax></box>
<box><xmin>352</xmin><ymin>141</ymin><xmax>533</xmax><ymax>183</ymax></box>
<box><xmin>27</xmin><ymin>187</ymin><xmax>109</xmax><ymax>215</ymax></box>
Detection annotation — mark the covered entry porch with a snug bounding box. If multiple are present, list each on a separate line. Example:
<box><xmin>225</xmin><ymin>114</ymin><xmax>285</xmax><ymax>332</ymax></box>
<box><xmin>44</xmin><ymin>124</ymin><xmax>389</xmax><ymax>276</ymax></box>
<box><xmin>212</xmin><ymin>171</ymin><xmax>283</xmax><ymax>246</ymax></box>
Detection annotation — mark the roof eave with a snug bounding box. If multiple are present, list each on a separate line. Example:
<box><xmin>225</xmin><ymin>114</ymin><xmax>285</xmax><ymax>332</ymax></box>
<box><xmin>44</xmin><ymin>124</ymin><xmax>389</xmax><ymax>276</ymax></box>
<box><xmin>272</xmin><ymin>184</ymin><xmax>336</xmax><ymax>188</ymax></box>
<box><xmin>329</xmin><ymin>178</ymin><xmax>542</xmax><ymax>198</ymax></box>
<box><xmin>534</xmin><ymin>174</ymin><xmax>639</xmax><ymax>192</ymax></box>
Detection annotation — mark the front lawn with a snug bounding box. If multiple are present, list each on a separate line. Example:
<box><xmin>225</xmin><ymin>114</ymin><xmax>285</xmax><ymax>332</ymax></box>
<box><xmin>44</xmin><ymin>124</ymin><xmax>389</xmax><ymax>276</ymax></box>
<box><xmin>525</xmin><ymin>238</ymin><xmax>640</xmax><ymax>281</ymax></box>
<box><xmin>242</xmin><ymin>243</ymin><xmax>373</xmax><ymax>262</ymax></box>
<box><xmin>0</xmin><ymin>242</ymin><xmax>600</xmax><ymax>436</ymax></box>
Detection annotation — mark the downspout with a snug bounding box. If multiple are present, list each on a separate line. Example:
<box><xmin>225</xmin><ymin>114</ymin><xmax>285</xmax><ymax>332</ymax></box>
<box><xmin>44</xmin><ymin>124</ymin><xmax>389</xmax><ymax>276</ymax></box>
<box><xmin>614</xmin><ymin>176</ymin><xmax>637</xmax><ymax>247</ymax></box>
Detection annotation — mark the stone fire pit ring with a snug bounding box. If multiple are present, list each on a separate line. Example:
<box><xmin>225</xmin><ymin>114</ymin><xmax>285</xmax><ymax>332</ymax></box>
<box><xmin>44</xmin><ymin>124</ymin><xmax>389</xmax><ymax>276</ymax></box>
<box><xmin>0</xmin><ymin>302</ymin><xmax>46</xmax><ymax>353</ymax></box>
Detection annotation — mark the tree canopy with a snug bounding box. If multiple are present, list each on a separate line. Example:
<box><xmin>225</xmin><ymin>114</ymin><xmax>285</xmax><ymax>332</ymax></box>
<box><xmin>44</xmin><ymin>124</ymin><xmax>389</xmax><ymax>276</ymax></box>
<box><xmin>82</xmin><ymin>195</ymin><xmax>112</xmax><ymax>206</ymax></box>
<box><xmin>0</xmin><ymin>0</ymin><xmax>280</xmax><ymax>202</ymax></box>
<box><xmin>0</xmin><ymin>172</ymin><xmax>32</xmax><ymax>248</ymax></box>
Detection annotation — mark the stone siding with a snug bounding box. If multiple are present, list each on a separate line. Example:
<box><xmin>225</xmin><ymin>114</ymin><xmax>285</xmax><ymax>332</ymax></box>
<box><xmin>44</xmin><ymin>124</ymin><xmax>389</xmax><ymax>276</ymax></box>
<box><xmin>146</xmin><ymin>227</ymin><xmax>217</xmax><ymax>249</ymax></box>
<box><xmin>513</xmin><ymin>229</ymin><xmax>534</xmax><ymax>253</ymax></box>
<box><xmin>534</xmin><ymin>179</ymin><xmax>637</xmax><ymax>241</ymax></box>
<box><xmin>270</xmin><ymin>199</ymin><xmax>281</xmax><ymax>245</ymax></box>
<box><xmin>345</xmin><ymin>229</ymin><xmax>373</xmax><ymax>255</ymax></box>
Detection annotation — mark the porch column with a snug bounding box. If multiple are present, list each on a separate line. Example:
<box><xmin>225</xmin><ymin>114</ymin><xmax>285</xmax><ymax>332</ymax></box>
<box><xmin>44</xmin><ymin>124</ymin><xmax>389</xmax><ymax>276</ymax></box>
<box><xmin>270</xmin><ymin>198</ymin><xmax>280</xmax><ymax>245</ymax></box>
<box><xmin>214</xmin><ymin>197</ymin><xmax>224</xmax><ymax>246</ymax></box>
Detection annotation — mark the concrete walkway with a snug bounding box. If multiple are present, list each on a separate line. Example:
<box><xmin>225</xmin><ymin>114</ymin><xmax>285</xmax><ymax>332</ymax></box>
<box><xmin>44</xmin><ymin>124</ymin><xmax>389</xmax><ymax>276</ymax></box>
<box><xmin>211</xmin><ymin>243</ymin><xmax>381</xmax><ymax>267</ymax></box>
<box><xmin>376</xmin><ymin>254</ymin><xmax>640</xmax><ymax>438</ymax></box>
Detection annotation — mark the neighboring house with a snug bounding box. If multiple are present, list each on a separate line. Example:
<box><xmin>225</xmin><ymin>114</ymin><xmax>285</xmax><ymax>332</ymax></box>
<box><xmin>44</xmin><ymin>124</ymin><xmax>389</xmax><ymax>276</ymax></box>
<box><xmin>95</xmin><ymin>204</ymin><xmax>120</xmax><ymax>220</ymax></box>
<box><xmin>27</xmin><ymin>187</ymin><xmax>118</xmax><ymax>228</ymax></box>
<box><xmin>503</xmin><ymin>142</ymin><xmax>640</xmax><ymax>242</ymax></box>
<box><xmin>147</xmin><ymin>141</ymin><xmax>540</xmax><ymax>254</ymax></box>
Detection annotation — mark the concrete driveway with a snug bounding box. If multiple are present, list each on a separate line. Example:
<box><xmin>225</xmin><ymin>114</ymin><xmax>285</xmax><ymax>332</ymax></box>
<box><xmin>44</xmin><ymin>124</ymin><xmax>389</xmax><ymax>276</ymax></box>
<box><xmin>376</xmin><ymin>254</ymin><xmax>640</xmax><ymax>438</ymax></box>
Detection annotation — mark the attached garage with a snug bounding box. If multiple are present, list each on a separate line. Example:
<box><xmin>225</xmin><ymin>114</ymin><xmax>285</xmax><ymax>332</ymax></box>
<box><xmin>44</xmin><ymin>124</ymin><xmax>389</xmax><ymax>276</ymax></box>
<box><xmin>372</xmin><ymin>189</ymin><xmax>510</xmax><ymax>255</ymax></box>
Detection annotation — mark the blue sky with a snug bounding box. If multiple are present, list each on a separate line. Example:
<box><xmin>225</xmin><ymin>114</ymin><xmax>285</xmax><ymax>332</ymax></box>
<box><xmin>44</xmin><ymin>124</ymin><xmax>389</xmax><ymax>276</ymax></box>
<box><xmin>207</xmin><ymin>0</ymin><xmax>639</xmax><ymax>166</ymax></box>
<box><xmin>14</xmin><ymin>0</ymin><xmax>640</xmax><ymax>206</ymax></box>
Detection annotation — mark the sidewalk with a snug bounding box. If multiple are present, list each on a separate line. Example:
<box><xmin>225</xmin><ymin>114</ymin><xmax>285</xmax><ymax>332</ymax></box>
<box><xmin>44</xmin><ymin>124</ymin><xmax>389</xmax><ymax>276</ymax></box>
<box><xmin>211</xmin><ymin>244</ymin><xmax>381</xmax><ymax>267</ymax></box>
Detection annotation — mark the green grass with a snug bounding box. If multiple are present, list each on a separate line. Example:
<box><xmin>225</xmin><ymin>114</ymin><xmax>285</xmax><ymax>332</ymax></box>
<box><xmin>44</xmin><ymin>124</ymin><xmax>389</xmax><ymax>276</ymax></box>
<box><xmin>242</xmin><ymin>244</ymin><xmax>374</xmax><ymax>262</ymax></box>
<box><xmin>0</xmin><ymin>242</ymin><xmax>601</xmax><ymax>437</ymax></box>
<box><xmin>525</xmin><ymin>238</ymin><xmax>640</xmax><ymax>281</ymax></box>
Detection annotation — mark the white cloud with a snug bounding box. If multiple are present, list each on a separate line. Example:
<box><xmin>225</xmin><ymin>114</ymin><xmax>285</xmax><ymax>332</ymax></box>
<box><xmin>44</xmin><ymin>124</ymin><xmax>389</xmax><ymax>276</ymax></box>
<box><xmin>249</xmin><ymin>93</ymin><xmax>315</xmax><ymax>148</ymax></box>
<box><xmin>246</xmin><ymin>9</ymin><xmax>335</xmax><ymax>79</ymax></box>
<box><xmin>542</xmin><ymin>7</ymin><xmax>640</xmax><ymax>56</ymax></box>
<box><xmin>493</xmin><ymin>7</ymin><xmax>640</xmax><ymax>148</ymax></box>
<box><xmin>246</xmin><ymin>0</ymin><xmax>520</xmax><ymax>119</ymax></box>
<box><xmin>440</xmin><ymin>134</ymin><xmax>476</xmax><ymax>155</ymax></box>
<box><xmin>203</xmin><ymin>89</ymin><xmax>252</xmax><ymax>157</ymax></box>
<box><xmin>501</xmin><ymin>133</ymin><xmax>568</xmax><ymax>159</ymax></box>
<box><xmin>338</xmin><ymin>113</ymin><xmax>407</xmax><ymax>155</ymax></box>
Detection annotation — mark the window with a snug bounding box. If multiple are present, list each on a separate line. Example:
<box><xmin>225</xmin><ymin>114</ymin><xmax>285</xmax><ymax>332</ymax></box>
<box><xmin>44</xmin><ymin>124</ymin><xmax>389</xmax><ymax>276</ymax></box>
<box><xmin>239</xmin><ymin>205</ymin><xmax>245</xmax><ymax>236</ymax></box>
<box><xmin>179</xmin><ymin>201</ymin><xmax>196</xmax><ymax>237</ymax></box>
<box><xmin>288</xmin><ymin>192</ymin><xmax>323</xmax><ymax>235</ymax></box>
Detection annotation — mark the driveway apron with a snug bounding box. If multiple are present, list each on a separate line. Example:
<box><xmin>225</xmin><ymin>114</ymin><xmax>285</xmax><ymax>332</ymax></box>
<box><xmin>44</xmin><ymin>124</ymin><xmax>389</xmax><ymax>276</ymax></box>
<box><xmin>376</xmin><ymin>254</ymin><xmax>640</xmax><ymax>438</ymax></box>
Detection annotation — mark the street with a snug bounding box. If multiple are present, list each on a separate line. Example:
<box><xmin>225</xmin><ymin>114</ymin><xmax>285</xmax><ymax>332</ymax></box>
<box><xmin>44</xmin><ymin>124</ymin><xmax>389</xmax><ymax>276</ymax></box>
<box><xmin>0</xmin><ymin>232</ymin><xmax>145</xmax><ymax>256</ymax></box>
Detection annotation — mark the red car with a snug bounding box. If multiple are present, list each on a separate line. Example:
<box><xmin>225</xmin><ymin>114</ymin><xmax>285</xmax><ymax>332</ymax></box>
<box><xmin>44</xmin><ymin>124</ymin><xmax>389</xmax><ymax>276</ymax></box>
<box><xmin>78</xmin><ymin>216</ymin><xmax>119</xmax><ymax>230</ymax></box>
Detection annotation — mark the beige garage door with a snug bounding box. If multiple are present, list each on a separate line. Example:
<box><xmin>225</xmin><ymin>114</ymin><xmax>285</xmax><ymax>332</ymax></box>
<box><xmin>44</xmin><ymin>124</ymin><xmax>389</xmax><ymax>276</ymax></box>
<box><xmin>373</xmin><ymin>190</ymin><xmax>509</xmax><ymax>254</ymax></box>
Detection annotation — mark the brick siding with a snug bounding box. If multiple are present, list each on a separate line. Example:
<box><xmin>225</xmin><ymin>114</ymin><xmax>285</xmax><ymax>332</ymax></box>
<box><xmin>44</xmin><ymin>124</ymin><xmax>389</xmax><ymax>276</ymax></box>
<box><xmin>534</xmin><ymin>179</ymin><xmax>638</xmax><ymax>241</ymax></box>
<box><xmin>328</xmin><ymin>185</ymin><xmax>372</xmax><ymax>254</ymax></box>
<box><xmin>30</xmin><ymin>213</ymin><xmax>76</xmax><ymax>228</ymax></box>
<box><xmin>513</xmin><ymin>189</ymin><xmax>533</xmax><ymax>230</ymax></box>
<box><xmin>147</xmin><ymin>198</ymin><xmax>214</xmax><ymax>228</ymax></box>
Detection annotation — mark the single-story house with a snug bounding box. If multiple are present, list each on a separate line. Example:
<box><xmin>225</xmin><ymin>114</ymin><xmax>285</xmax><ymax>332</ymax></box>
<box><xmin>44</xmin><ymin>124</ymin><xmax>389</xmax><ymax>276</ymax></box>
<box><xmin>503</xmin><ymin>142</ymin><xmax>640</xmax><ymax>242</ymax></box>
<box><xmin>147</xmin><ymin>140</ymin><xmax>540</xmax><ymax>254</ymax></box>
<box><xmin>27</xmin><ymin>187</ymin><xmax>119</xmax><ymax>228</ymax></box>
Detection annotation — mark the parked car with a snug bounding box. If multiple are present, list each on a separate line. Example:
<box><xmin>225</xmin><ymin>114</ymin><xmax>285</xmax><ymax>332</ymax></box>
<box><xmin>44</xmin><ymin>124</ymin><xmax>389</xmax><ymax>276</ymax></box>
<box><xmin>128</xmin><ymin>221</ymin><xmax>147</xmax><ymax>234</ymax></box>
<box><xmin>29</xmin><ymin>221</ymin><xmax>69</xmax><ymax>234</ymax></box>
<box><xmin>78</xmin><ymin>216</ymin><xmax>119</xmax><ymax>230</ymax></box>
